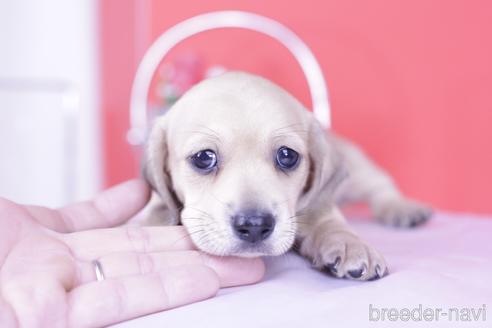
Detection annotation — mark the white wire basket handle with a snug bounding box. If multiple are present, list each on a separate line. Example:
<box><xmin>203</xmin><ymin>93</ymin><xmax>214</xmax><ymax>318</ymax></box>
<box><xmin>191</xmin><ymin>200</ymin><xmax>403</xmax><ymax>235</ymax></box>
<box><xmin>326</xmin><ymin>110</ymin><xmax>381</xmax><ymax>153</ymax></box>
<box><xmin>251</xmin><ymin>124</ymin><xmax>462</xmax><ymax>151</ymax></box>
<box><xmin>128</xmin><ymin>10</ymin><xmax>331</xmax><ymax>146</ymax></box>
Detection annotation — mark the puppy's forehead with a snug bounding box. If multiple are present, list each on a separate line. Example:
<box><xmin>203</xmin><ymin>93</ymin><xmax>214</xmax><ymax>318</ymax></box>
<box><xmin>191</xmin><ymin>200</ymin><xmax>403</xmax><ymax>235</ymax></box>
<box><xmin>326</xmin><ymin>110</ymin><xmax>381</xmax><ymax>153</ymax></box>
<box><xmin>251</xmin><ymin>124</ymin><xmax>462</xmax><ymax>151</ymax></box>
<box><xmin>167</xmin><ymin>72</ymin><xmax>309</xmax><ymax>142</ymax></box>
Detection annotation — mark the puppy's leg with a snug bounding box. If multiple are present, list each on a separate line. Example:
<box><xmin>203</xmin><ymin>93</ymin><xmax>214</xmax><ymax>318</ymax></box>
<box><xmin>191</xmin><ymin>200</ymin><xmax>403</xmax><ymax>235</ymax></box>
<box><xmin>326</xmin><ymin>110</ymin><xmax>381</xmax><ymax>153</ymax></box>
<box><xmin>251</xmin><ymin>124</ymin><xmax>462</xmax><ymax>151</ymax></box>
<box><xmin>332</xmin><ymin>135</ymin><xmax>432</xmax><ymax>227</ymax></box>
<box><xmin>297</xmin><ymin>206</ymin><xmax>388</xmax><ymax>280</ymax></box>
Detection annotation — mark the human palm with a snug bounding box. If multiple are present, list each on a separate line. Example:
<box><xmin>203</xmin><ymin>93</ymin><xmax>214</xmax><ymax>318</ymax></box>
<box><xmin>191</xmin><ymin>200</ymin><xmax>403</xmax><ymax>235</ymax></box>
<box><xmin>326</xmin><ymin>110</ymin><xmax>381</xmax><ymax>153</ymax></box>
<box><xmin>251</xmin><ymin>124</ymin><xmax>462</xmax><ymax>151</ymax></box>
<box><xmin>0</xmin><ymin>180</ymin><xmax>264</xmax><ymax>327</ymax></box>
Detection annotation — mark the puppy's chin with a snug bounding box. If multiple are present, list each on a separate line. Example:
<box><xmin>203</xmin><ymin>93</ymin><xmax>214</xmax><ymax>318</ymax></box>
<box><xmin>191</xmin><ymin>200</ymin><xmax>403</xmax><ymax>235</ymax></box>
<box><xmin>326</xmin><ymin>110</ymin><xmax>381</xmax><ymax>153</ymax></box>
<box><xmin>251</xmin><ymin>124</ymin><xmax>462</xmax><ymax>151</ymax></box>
<box><xmin>233</xmin><ymin>248</ymin><xmax>292</xmax><ymax>258</ymax></box>
<box><xmin>233</xmin><ymin>251</ymin><xmax>268</xmax><ymax>258</ymax></box>
<box><xmin>231</xmin><ymin>243</ymin><xmax>275</xmax><ymax>257</ymax></box>
<box><xmin>193</xmin><ymin>240</ymin><xmax>294</xmax><ymax>258</ymax></box>
<box><xmin>194</xmin><ymin>244</ymin><xmax>274</xmax><ymax>257</ymax></box>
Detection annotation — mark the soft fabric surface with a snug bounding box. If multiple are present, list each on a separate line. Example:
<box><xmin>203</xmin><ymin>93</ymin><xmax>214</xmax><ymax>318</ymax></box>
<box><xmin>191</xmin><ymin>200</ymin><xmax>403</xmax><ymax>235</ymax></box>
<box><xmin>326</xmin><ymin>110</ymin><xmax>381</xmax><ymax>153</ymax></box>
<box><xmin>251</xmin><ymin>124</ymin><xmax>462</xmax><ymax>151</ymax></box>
<box><xmin>115</xmin><ymin>212</ymin><xmax>492</xmax><ymax>328</ymax></box>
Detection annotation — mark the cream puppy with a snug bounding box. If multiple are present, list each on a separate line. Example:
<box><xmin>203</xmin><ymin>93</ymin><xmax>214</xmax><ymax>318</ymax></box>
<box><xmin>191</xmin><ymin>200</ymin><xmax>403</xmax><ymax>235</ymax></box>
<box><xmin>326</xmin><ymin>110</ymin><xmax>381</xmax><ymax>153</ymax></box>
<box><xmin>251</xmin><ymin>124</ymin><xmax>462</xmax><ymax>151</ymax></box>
<box><xmin>143</xmin><ymin>72</ymin><xmax>432</xmax><ymax>281</ymax></box>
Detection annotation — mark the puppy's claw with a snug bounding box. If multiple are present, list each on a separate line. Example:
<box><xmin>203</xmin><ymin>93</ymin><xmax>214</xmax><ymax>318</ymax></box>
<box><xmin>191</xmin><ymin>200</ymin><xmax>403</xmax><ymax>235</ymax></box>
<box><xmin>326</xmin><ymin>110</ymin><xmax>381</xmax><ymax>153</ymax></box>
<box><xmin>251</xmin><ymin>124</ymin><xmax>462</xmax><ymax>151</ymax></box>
<box><xmin>368</xmin><ymin>264</ymin><xmax>389</xmax><ymax>280</ymax></box>
<box><xmin>379</xmin><ymin>265</ymin><xmax>389</xmax><ymax>278</ymax></box>
<box><xmin>324</xmin><ymin>256</ymin><xmax>341</xmax><ymax>275</ymax></box>
<box><xmin>375</xmin><ymin>264</ymin><xmax>383</xmax><ymax>277</ymax></box>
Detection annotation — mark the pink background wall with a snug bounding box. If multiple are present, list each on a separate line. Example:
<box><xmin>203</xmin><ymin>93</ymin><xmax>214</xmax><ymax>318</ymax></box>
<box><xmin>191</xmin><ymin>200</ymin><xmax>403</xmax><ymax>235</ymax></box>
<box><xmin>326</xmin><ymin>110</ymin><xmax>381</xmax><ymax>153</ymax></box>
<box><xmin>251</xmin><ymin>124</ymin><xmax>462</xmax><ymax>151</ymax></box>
<box><xmin>100</xmin><ymin>0</ymin><xmax>492</xmax><ymax>214</ymax></box>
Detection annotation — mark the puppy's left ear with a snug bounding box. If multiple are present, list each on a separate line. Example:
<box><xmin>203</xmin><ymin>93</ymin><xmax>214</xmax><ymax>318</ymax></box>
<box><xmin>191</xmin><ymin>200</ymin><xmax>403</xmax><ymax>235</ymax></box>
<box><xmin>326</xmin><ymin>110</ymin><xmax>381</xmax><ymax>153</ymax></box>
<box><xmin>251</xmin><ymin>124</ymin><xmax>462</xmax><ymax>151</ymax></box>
<box><xmin>142</xmin><ymin>117</ymin><xmax>181</xmax><ymax>222</ymax></box>
<box><xmin>297</xmin><ymin>117</ymin><xmax>347</xmax><ymax>212</ymax></box>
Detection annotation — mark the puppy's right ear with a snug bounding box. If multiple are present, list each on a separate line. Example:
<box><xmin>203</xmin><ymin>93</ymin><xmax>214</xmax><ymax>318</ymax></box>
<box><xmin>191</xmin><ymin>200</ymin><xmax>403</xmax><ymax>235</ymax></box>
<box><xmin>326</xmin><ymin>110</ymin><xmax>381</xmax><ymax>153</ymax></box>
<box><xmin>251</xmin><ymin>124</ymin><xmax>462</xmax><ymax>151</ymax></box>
<box><xmin>142</xmin><ymin>117</ymin><xmax>181</xmax><ymax>221</ymax></box>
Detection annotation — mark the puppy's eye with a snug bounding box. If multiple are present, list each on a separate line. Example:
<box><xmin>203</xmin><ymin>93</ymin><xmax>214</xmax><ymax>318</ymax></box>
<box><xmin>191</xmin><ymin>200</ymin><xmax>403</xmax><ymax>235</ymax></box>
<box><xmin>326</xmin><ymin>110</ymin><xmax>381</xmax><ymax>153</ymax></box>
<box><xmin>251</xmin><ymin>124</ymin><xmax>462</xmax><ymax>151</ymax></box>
<box><xmin>190</xmin><ymin>149</ymin><xmax>217</xmax><ymax>172</ymax></box>
<box><xmin>276</xmin><ymin>146</ymin><xmax>299</xmax><ymax>170</ymax></box>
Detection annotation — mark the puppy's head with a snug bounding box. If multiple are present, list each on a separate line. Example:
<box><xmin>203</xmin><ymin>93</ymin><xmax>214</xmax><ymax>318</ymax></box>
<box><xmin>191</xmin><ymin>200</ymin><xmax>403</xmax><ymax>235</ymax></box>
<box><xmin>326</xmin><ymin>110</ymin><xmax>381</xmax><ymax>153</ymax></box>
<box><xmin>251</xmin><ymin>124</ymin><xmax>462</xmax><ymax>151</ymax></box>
<box><xmin>144</xmin><ymin>72</ymin><xmax>343</xmax><ymax>257</ymax></box>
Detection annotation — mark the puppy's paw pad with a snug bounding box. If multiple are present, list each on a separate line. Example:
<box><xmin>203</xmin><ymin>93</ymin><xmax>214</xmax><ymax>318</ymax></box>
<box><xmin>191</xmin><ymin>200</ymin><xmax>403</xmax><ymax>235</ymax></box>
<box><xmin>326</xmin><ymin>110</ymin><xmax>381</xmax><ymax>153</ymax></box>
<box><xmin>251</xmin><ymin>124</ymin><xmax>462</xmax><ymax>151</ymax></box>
<box><xmin>374</xmin><ymin>198</ymin><xmax>433</xmax><ymax>228</ymax></box>
<box><xmin>347</xmin><ymin>265</ymin><xmax>366</xmax><ymax>279</ymax></box>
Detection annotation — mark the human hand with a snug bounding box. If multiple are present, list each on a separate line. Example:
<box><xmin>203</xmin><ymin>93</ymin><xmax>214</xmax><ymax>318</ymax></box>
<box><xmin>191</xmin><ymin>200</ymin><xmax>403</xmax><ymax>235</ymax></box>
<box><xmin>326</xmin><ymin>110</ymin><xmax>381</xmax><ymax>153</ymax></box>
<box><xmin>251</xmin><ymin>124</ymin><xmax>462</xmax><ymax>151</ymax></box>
<box><xmin>0</xmin><ymin>180</ymin><xmax>265</xmax><ymax>327</ymax></box>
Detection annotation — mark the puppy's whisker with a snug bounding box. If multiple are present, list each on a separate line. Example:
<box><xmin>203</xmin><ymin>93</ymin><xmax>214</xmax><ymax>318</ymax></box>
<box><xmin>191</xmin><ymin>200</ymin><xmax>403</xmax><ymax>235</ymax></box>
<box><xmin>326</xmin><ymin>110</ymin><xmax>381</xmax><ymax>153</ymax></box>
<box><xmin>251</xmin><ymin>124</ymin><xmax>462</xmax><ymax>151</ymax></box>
<box><xmin>168</xmin><ymin>229</ymin><xmax>205</xmax><ymax>248</ymax></box>
<box><xmin>195</xmin><ymin>230</ymin><xmax>218</xmax><ymax>248</ymax></box>
<box><xmin>197</xmin><ymin>226</ymin><xmax>231</xmax><ymax>257</ymax></box>
<box><xmin>184</xmin><ymin>207</ymin><xmax>216</xmax><ymax>219</ymax></box>
<box><xmin>287</xmin><ymin>213</ymin><xmax>307</xmax><ymax>219</ymax></box>
<box><xmin>278</xmin><ymin>229</ymin><xmax>297</xmax><ymax>236</ymax></box>
<box><xmin>289</xmin><ymin>217</ymin><xmax>308</xmax><ymax>223</ymax></box>
<box><xmin>186</xmin><ymin>224</ymin><xmax>217</xmax><ymax>229</ymax></box>
<box><xmin>183</xmin><ymin>207</ymin><xmax>230</xmax><ymax>225</ymax></box>
<box><xmin>289</xmin><ymin>213</ymin><xmax>308</xmax><ymax>221</ymax></box>
<box><xmin>181</xmin><ymin>217</ymin><xmax>207</xmax><ymax>221</ymax></box>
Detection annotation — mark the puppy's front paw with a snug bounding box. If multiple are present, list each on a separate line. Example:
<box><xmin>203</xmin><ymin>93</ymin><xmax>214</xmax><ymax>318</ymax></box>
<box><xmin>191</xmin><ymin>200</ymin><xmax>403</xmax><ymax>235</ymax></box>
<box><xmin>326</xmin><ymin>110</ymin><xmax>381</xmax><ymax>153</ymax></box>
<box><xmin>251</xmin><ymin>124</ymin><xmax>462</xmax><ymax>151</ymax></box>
<box><xmin>307</xmin><ymin>232</ymin><xmax>388</xmax><ymax>281</ymax></box>
<box><xmin>374</xmin><ymin>198</ymin><xmax>433</xmax><ymax>228</ymax></box>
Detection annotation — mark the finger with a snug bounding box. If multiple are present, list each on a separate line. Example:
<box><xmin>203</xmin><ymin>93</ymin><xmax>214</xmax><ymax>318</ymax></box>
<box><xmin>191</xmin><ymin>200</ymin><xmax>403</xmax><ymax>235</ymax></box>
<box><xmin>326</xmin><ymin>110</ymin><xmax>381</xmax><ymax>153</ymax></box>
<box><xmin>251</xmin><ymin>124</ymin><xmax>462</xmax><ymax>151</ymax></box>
<box><xmin>58</xmin><ymin>179</ymin><xmax>150</xmax><ymax>231</ymax></box>
<box><xmin>63</xmin><ymin>226</ymin><xmax>196</xmax><ymax>260</ymax></box>
<box><xmin>68</xmin><ymin>264</ymin><xmax>219</xmax><ymax>328</ymax></box>
<box><xmin>26</xmin><ymin>179</ymin><xmax>150</xmax><ymax>232</ymax></box>
<box><xmin>78</xmin><ymin>250</ymin><xmax>265</xmax><ymax>287</ymax></box>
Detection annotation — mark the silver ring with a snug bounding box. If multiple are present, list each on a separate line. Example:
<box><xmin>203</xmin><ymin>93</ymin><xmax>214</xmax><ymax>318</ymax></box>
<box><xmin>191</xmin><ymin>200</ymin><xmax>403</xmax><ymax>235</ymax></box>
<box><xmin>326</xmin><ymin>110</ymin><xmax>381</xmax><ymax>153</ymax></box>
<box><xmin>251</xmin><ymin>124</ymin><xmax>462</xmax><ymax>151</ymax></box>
<box><xmin>92</xmin><ymin>260</ymin><xmax>105</xmax><ymax>282</ymax></box>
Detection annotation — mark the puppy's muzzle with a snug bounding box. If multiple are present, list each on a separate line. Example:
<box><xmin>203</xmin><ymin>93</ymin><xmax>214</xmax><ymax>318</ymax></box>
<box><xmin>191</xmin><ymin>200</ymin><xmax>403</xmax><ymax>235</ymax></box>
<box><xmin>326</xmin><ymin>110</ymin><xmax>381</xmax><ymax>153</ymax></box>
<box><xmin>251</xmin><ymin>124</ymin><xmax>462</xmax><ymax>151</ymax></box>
<box><xmin>232</xmin><ymin>210</ymin><xmax>275</xmax><ymax>243</ymax></box>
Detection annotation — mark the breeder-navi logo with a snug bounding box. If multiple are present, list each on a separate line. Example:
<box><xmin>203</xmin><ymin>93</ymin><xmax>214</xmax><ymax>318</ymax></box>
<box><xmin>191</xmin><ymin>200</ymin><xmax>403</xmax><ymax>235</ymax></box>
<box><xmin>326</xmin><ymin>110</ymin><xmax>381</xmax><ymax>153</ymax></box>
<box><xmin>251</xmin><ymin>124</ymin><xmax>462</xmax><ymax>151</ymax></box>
<box><xmin>369</xmin><ymin>304</ymin><xmax>487</xmax><ymax>322</ymax></box>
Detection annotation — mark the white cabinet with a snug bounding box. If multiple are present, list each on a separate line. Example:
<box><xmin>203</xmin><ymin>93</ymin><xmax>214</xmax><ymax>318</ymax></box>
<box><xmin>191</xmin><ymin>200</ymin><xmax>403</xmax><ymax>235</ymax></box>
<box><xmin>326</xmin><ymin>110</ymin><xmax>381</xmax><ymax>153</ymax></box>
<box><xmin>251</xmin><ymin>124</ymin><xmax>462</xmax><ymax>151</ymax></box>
<box><xmin>0</xmin><ymin>82</ymin><xmax>78</xmax><ymax>207</ymax></box>
<box><xmin>0</xmin><ymin>0</ymin><xmax>101</xmax><ymax>207</ymax></box>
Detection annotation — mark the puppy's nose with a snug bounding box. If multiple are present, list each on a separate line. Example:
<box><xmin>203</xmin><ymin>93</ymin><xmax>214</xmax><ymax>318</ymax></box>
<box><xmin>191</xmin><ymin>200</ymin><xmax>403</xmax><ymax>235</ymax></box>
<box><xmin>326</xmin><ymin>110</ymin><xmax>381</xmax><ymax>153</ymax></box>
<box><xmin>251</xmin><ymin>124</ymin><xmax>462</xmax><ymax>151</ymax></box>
<box><xmin>232</xmin><ymin>210</ymin><xmax>275</xmax><ymax>243</ymax></box>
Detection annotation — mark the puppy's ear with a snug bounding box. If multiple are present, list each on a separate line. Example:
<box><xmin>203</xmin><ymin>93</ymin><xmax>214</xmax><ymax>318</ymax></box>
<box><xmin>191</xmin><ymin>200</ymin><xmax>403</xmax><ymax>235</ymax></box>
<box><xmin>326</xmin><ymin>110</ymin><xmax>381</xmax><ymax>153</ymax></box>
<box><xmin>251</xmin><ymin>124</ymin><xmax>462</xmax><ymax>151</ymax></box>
<box><xmin>297</xmin><ymin>117</ymin><xmax>347</xmax><ymax>212</ymax></box>
<box><xmin>142</xmin><ymin>117</ymin><xmax>181</xmax><ymax>221</ymax></box>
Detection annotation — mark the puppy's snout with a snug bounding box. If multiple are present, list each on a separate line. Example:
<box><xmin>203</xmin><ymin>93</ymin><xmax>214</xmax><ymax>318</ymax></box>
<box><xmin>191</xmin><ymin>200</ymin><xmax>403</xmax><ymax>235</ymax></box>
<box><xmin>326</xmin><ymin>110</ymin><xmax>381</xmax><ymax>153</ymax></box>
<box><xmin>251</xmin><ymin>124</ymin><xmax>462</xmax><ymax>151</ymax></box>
<box><xmin>232</xmin><ymin>210</ymin><xmax>275</xmax><ymax>243</ymax></box>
